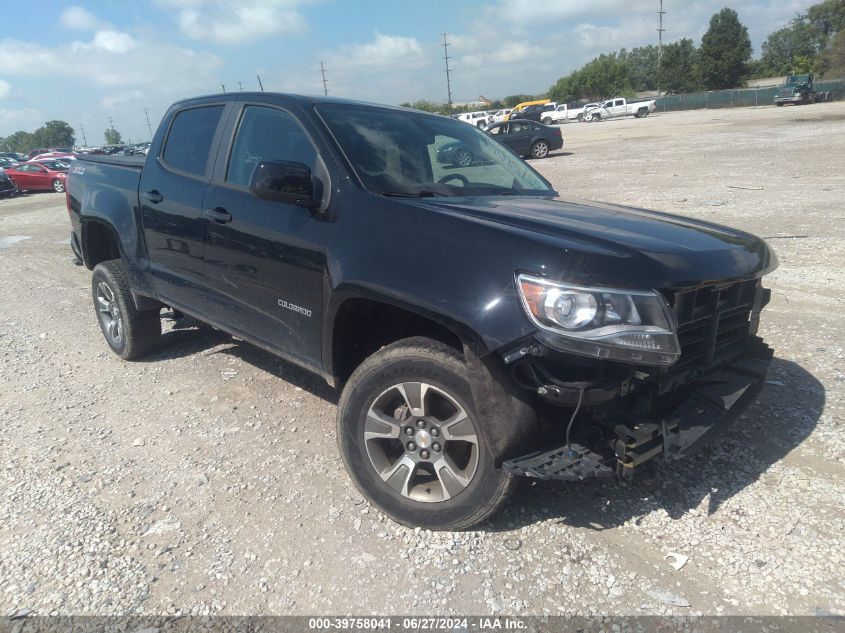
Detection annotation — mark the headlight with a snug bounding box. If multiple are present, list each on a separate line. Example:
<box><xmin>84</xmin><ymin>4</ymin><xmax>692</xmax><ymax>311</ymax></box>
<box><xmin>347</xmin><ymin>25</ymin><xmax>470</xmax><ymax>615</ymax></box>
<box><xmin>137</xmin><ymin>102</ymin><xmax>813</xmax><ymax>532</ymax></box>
<box><xmin>517</xmin><ymin>274</ymin><xmax>680</xmax><ymax>366</ymax></box>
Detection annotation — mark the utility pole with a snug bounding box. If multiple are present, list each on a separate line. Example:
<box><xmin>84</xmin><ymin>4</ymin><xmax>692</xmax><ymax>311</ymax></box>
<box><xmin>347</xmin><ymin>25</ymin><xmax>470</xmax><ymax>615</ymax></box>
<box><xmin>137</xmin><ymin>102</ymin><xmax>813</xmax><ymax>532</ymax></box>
<box><xmin>79</xmin><ymin>124</ymin><xmax>88</xmax><ymax>146</ymax></box>
<box><xmin>257</xmin><ymin>74</ymin><xmax>264</xmax><ymax>91</ymax></box>
<box><xmin>107</xmin><ymin>117</ymin><xmax>115</xmax><ymax>131</ymax></box>
<box><xmin>238</xmin><ymin>81</ymin><xmax>243</xmax><ymax>92</ymax></box>
<box><xmin>143</xmin><ymin>108</ymin><xmax>153</xmax><ymax>139</ymax></box>
<box><xmin>221</xmin><ymin>84</ymin><xmax>226</xmax><ymax>93</ymax></box>
<box><xmin>442</xmin><ymin>33</ymin><xmax>453</xmax><ymax>111</ymax></box>
<box><xmin>657</xmin><ymin>0</ymin><xmax>666</xmax><ymax>96</ymax></box>
<box><xmin>320</xmin><ymin>61</ymin><xmax>329</xmax><ymax>96</ymax></box>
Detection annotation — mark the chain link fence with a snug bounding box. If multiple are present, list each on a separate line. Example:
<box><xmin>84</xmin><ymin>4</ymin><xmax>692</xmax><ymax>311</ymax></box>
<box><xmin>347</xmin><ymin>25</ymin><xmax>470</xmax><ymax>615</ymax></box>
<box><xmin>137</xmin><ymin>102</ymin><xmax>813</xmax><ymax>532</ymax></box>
<box><xmin>654</xmin><ymin>79</ymin><xmax>845</xmax><ymax>112</ymax></box>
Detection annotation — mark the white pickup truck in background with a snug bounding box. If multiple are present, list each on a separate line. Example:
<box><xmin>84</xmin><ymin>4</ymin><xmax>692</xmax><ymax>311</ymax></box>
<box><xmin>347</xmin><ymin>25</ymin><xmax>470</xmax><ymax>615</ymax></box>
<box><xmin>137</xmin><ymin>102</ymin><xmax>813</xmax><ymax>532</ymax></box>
<box><xmin>583</xmin><ymin>98</ymin><xmax>656</xmax><ymax>121</ymax></box>
<box><xmin>541</xmin><ymin>102</ymin><xmax>600</xmax><ymax>124</ymax></box>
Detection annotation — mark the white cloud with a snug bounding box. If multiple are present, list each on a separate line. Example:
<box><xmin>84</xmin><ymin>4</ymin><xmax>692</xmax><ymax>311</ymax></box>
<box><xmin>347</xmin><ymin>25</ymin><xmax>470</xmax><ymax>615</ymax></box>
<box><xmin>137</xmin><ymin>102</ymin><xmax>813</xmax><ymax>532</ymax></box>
<box><xmin>101</xmin><ymin>90</ymin><xmax>146</xmax><ymax>110</ymax></box>
<box><xmin>0</xmin><ymin>36</ymin><xmax>221</xmax><ymax>88</ymax></box>
<box><xmin>0</xmin><ymin>79</ymin><xmax>10</xmax><ymax>101</ymax></box>
<box><xmin>326</xmin><ymin>33</ymin><xmax>428</xmax><ymax>71</ymax></box>
<box><xmin>157</xmin><ymin>0</ymin><xmax>309</xmax><ymax>44</ymax></box>
<box><xmin>60</xmin><ymin>6</ymin><xmax>107</xmax><ymax>31</ymax></box>
<box><xmin>0</xmin><ymin>108</ymin><xmax>42</xmax><ymax>133</ymax></box>
<box><xmin>92</xmin><ymin>30</ymin><xmax>137</xmax><ymax>54</ymax></box>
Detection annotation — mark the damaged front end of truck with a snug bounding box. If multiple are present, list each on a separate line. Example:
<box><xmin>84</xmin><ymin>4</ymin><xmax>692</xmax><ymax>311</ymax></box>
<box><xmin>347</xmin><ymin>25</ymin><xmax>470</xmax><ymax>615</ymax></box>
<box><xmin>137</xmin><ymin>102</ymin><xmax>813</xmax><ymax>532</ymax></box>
<box><xmin>496</xmin><ymin>275</ymin><xmax>774</xmax><ymax>482</ymax></box>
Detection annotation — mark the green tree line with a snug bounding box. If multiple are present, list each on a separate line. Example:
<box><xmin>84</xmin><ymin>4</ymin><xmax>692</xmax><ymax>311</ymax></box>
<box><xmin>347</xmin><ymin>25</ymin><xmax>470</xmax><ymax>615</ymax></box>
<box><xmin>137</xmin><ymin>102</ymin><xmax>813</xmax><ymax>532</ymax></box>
<box><xmin>0</xmin><ymin>121</ymin><xmax>76</xmax><ymax>154</ymax></box>
<box><xmin>405</xmin><ymin>1</ymin><xmax>845</xmax><ymax>113</ymax></box>
<box><xmin>549</xmin><ymin>2</ymin><xmax>844</xmax><ymax>104</ymax></box>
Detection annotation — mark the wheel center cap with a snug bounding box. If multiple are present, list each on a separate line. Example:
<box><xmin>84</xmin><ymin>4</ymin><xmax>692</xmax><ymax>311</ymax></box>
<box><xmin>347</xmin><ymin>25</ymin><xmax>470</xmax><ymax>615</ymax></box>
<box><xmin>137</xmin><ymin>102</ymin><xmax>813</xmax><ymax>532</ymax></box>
<box><xmin>415</xmin><ymin>429</ymin><xmax>432</xmax><ymax>449</ymax></box>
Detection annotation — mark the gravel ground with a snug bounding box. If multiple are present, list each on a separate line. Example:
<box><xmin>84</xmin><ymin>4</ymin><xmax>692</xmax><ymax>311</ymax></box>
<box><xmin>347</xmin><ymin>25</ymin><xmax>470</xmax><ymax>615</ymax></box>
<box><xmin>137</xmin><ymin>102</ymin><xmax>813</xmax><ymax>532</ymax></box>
<box><xmin>0</xmin><ymin>103</ymin><xmax>843</xmax><ymax>618</ymax></box>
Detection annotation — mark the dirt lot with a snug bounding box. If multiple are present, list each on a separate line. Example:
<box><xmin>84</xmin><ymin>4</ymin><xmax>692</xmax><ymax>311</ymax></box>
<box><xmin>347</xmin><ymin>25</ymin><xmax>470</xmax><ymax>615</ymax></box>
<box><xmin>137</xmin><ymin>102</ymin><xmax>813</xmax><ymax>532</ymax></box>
<box><xmin>1</xmin><ymin>103</ymin><xmax>843</xmax><ymax>618</ymax></box>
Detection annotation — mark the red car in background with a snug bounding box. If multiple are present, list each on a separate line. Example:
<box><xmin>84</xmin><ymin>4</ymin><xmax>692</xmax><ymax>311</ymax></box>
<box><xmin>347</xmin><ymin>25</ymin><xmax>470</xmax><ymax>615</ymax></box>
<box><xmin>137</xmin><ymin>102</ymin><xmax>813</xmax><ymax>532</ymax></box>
<box><xmin>5</xmin><ymin>162</ymin><xmax>68</xmax><ymax>193</ymax></box>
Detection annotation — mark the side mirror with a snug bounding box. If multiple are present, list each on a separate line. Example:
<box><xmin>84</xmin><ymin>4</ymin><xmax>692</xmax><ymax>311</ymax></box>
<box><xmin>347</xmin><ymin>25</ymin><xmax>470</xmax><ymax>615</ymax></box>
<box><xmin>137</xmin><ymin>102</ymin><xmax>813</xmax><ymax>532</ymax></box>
<box><xmin>249</xmin><ymin>160</ymin><xmax>321</xmax><ymax>209</ymax></box>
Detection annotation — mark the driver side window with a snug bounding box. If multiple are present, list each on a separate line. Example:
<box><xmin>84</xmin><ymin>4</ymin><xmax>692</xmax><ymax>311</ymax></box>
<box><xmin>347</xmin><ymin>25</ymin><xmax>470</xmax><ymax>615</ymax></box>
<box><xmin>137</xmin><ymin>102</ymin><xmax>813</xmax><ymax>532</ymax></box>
<box><xmin>227</xmin><ymin>105</ymin><xmax>317</xmax><ymax>188</ymax></box>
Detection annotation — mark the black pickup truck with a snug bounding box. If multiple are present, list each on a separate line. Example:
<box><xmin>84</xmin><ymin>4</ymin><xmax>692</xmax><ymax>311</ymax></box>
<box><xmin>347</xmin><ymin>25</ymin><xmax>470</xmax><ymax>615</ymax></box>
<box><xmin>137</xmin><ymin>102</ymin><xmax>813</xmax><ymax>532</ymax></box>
<box><xmin>67</xmin><ymin>93</ymin><xmax>776</xmax><ymax>530</ymax></box>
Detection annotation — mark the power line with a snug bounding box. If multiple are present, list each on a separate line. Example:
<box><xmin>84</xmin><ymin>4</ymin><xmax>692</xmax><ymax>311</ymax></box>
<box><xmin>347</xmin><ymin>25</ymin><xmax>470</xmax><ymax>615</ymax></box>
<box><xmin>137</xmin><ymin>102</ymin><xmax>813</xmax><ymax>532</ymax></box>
<box><xmin>442</xmin><ymin>33</ymin><xmax>453</xmax><ymax>111</ymax></box>
<box><xmin>143</xmin><ymin>108</ymin><xmax>153</xmax><ymax>139</ymax></box>
<box><xmin>657</xmin><ymin>0</ymin><xmax>667</xmax><ymax>96</ymax></box>
<box><xmin>320</xmin><ymin>61</ymin><xmax>329</xmax><ymax>96</ymax></box>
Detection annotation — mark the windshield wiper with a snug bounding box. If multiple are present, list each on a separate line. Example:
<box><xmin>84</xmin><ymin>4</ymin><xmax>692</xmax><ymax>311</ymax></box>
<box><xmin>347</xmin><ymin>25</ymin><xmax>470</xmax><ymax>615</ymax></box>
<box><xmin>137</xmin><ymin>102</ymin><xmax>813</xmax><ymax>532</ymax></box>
<box><xmin>380</xmin><ymin>190</ymin><xmax>448</xmax><ymax>198</ymax></box>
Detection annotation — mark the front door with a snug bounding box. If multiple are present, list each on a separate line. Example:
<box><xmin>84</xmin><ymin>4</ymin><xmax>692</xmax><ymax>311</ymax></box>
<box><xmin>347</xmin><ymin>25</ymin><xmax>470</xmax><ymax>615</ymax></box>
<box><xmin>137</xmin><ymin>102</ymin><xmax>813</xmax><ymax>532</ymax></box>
<box><xmin>138</xmin><ymin>103</ymin><xmax>228</xmax><ymax>309</ymax></box>
<box><xmin>202</xmin><ymin>103</ymin><xmax>328</xmax><ymax>365</ymax></box>
<box><xmin>503</xmin><ymin>120</ymin><xmax>533</xmax><ymax>155</ymax></box>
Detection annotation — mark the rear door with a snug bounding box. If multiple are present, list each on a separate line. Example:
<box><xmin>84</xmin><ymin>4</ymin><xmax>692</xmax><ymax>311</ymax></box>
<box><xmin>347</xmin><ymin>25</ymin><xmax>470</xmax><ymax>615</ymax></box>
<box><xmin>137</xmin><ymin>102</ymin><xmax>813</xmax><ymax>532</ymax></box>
<box><xmin>608</xmin><ymin>99</ymin><xmax>626</xmax><ymax>118</ymax></box>
<box><xmin>138</xmin><ymin>102</ymin><xmax>230</xmax><ymax>310</ymax></box>
<box><xmin>200</xmin><ymin>101</ymin><xmax>330</xmax><ymax>365</ymax></box>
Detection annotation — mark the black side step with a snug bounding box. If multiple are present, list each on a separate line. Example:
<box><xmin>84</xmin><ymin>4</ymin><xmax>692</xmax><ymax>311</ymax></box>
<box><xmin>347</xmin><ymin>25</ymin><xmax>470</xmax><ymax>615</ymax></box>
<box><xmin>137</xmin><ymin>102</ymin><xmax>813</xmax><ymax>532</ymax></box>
<box><xmin>503</xmin><ymin>444</ymin><xmax>615</xmax><ymax>481</ymax></box>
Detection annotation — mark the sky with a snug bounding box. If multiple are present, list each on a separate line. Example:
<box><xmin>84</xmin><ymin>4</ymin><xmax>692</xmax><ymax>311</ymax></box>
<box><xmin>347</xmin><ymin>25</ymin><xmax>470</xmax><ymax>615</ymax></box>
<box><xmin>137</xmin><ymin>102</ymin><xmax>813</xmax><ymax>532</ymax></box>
<box><xmin>0</xmin><ymin>0</ymin><xmax>818</xmax><ymax>144</ymax></box>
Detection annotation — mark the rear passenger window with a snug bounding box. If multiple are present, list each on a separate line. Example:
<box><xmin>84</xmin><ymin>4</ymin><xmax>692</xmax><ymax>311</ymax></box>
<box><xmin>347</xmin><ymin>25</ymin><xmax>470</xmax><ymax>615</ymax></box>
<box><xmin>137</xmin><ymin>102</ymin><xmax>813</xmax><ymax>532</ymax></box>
<box><xmin>162</xmin><ymin>105</ymin><xmax>224</xmax><ymax>176</ymax></box>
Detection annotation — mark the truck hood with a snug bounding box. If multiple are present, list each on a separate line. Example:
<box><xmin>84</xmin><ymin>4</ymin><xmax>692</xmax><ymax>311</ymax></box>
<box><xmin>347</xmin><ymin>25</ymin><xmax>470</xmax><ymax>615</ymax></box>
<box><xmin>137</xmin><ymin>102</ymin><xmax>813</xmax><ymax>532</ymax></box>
<box><xmin>414</xmin><ymin>195</ymin><xmax>776</xmax><ymax>288</ymax></box>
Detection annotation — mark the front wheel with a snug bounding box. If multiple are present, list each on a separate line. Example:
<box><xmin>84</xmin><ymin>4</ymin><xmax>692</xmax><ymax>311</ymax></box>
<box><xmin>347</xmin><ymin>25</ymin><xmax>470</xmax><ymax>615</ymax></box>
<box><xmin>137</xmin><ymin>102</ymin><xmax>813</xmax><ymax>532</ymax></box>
<box><xmin>530</xmin><ymin>139</ymin><xmax>550</xmax><ymax>159</ymax></box>
<box><xmin>52</xmin><ymin>179</ymin><xmax>65</xmax><ymax>193</ymax></box>
<box><xmin>541</xmin><ymin>117</ymin><xmax>552</xmax><ymax>125</ymax></box>
<box><xmin>337</xmin><ymin>337</ymin><xmax>517</xmax><ymax>530</ymax></box>
<box><xmin>92</xmin><ymin>260</ymin><xmax>162</xmax><ymax>360</ymax></box>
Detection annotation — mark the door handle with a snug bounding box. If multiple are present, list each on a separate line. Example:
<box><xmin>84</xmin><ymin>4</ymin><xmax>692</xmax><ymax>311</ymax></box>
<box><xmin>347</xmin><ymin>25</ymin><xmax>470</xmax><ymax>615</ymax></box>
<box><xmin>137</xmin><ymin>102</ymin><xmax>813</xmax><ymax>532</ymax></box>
<box><xmin>142</xmin><ymin>190</ymin><xmax>163</xmax><ymax>204</ymax></box>
<box><xmin>204</xmin><ymin>207</ymin><xmax>233</xmax><ymax>224</ymax></box>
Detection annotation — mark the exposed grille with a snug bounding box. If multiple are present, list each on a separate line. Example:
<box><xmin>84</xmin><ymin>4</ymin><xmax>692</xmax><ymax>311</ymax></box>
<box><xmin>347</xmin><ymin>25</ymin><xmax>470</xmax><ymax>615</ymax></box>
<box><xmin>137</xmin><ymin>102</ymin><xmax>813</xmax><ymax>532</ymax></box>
<box><xmin>664</xmin><ymin>279</ymin><xmax>758</xmax><ymax>376</ymax></box>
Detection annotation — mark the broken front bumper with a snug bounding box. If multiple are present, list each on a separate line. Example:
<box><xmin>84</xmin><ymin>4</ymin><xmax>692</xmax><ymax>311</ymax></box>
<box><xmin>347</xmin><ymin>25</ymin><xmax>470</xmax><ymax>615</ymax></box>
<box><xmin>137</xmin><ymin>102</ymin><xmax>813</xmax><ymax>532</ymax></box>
<box><xmin>503</xmin><ymin>342</ymin><xmax>773</xmax><ymax>481</ymax></box>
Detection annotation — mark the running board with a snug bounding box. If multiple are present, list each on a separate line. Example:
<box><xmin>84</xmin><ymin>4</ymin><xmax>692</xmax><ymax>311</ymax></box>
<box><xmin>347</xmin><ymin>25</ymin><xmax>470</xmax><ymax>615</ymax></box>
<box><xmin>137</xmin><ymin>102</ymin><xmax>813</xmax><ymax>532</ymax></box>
<box><xmin>502</xmin><ymin>444</ymin><xmax>615</xmax><ymax>481</ymax></box>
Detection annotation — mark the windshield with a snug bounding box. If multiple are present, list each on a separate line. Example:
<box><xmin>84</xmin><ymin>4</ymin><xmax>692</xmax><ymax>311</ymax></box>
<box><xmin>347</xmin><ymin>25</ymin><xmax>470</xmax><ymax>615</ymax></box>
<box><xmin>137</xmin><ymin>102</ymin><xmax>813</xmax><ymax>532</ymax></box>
<box><xmin>786</xmin><ymin>75</ymin><xmax>810</xmax><ymax>85</ymax></box>
<box><xmin>317</xmin><ymin>104</ymin><xmax>555</xmax><ymax>198</ymax></box>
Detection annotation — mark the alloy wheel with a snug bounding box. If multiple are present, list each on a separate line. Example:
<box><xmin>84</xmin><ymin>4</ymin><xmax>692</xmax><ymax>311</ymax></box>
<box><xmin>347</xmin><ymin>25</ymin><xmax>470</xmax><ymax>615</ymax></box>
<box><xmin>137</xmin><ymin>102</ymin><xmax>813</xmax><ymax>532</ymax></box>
<box><xmin>96</xmin><ymin>282</ymin><xmax>123</xmax><ymax>345</ymax></box>
<box><xmin>363</xmin><ymin>381</ymin><xmax>480</xmax><ymax>502</ymax></box>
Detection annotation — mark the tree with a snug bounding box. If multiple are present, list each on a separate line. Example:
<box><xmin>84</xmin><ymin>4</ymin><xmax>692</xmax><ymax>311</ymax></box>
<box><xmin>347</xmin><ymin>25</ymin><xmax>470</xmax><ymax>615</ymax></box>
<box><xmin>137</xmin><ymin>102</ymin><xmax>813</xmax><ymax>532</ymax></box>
<box><xmin>104</xmin><ymin>128</ymin><xmax>123</xmax><ymax>145</ymax></box>
<box><xmin>33</xmin><ymin>120</ymin><xmax>75</xmax><ymax>149</ymax></box>
<box><xmin>661</xmin><ymin>38</ymin><xmax>701</xmax><ymax>93</ymax></box>
<box><xmin>757</xmin><ymin>21</ymin><xmax>820</xmax><ymax>76</ymax></box>
<box><xmin>699</xmin><ymin>8</ymin><xmax>753</xmax><ymax>89</ymax></box>
<box><xmin>1</xmin><ymin>131</ymin><xmax>36</xmax><ymax>154</ymax></box>
<box><xmin>624</xmin><ymin>45</ymin><xmax>659</xmax><ymax>91</ymax></box>
<box><xmin>806</xmin><ymin>0</ymin><xmax>845</xmax><ymax>44</ymax></box>
<box><xmin>819</xmin><ymin>28</ymin><xmax>845</xmax><ymax>77</ymax></box>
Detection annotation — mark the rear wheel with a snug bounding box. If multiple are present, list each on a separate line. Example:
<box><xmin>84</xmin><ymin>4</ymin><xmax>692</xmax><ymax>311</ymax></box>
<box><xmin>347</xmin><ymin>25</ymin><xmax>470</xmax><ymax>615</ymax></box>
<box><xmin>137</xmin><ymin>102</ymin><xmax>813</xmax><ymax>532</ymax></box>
<box><xmin>337</xmin><ymin>337</ymin><xmax>517</xmax><ymax>530</ymax></box>
<box><xmin>541</xmin><ymin>117</ymin><xmax>552</xmax><ymax>125</ymax></box>
<box><xmin>52</xmin><ymin>179</ymin><xmax>65</xmax><ymax>193</ymax></box>
<box><xmin>92</xmin><ymin>260</ymin><xmax>161</xmax><ymax>360</ymax></box>
<box><xmin>530</xmin><ymin>140</ymin><xmax>550</xmax><ymax>159</ymax></box>
<box><xmin>453</xmin><ymin>148</ymin><xmax>473</xmax><ymax>167</ymax></box>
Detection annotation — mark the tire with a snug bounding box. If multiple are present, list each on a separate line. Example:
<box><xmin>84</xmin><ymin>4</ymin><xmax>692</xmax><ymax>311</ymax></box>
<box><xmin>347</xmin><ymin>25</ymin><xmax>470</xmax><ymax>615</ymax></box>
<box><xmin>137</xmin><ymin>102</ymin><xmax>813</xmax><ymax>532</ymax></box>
<box><xmin>577</xmin><ymin>113</ymin><xmax>585</xmax><ymax>122</ymax></box>
<box><xmin>453</xmin><ymin>148</ymin><xmax>473</xmax><ymax>168</ymax></box>
<box><xmin>337</xmin><ymin>337</ymin><xmax>518</xmax><ymax>530</ymax></box>
<box><xmin>541</xmin><ymin>117</ymin><xmax>552</xmax><ymax>125</ymax></box>
<box><xmin>52</xmin><ymin>179</ymin><xmax>65</xmax><ymax>193</ymax></box>
<box><xmin>591</xmin><ymin>113</ymin><xmax>601</xmax><ymax>122</ymax></box>
<box><xmin>636</xmin><ymin>108</ymin><xmax>647</xmax><ymax>118</ymax></box>
<box><xmin>92</xmin><ymin>259</ymin><xmax>161</xmax><ymax>360</ymax></box>
<box><xmin>530</xmin><ymin>140</ymin><xmax>550</xmax><ymax>159</ymax></box>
